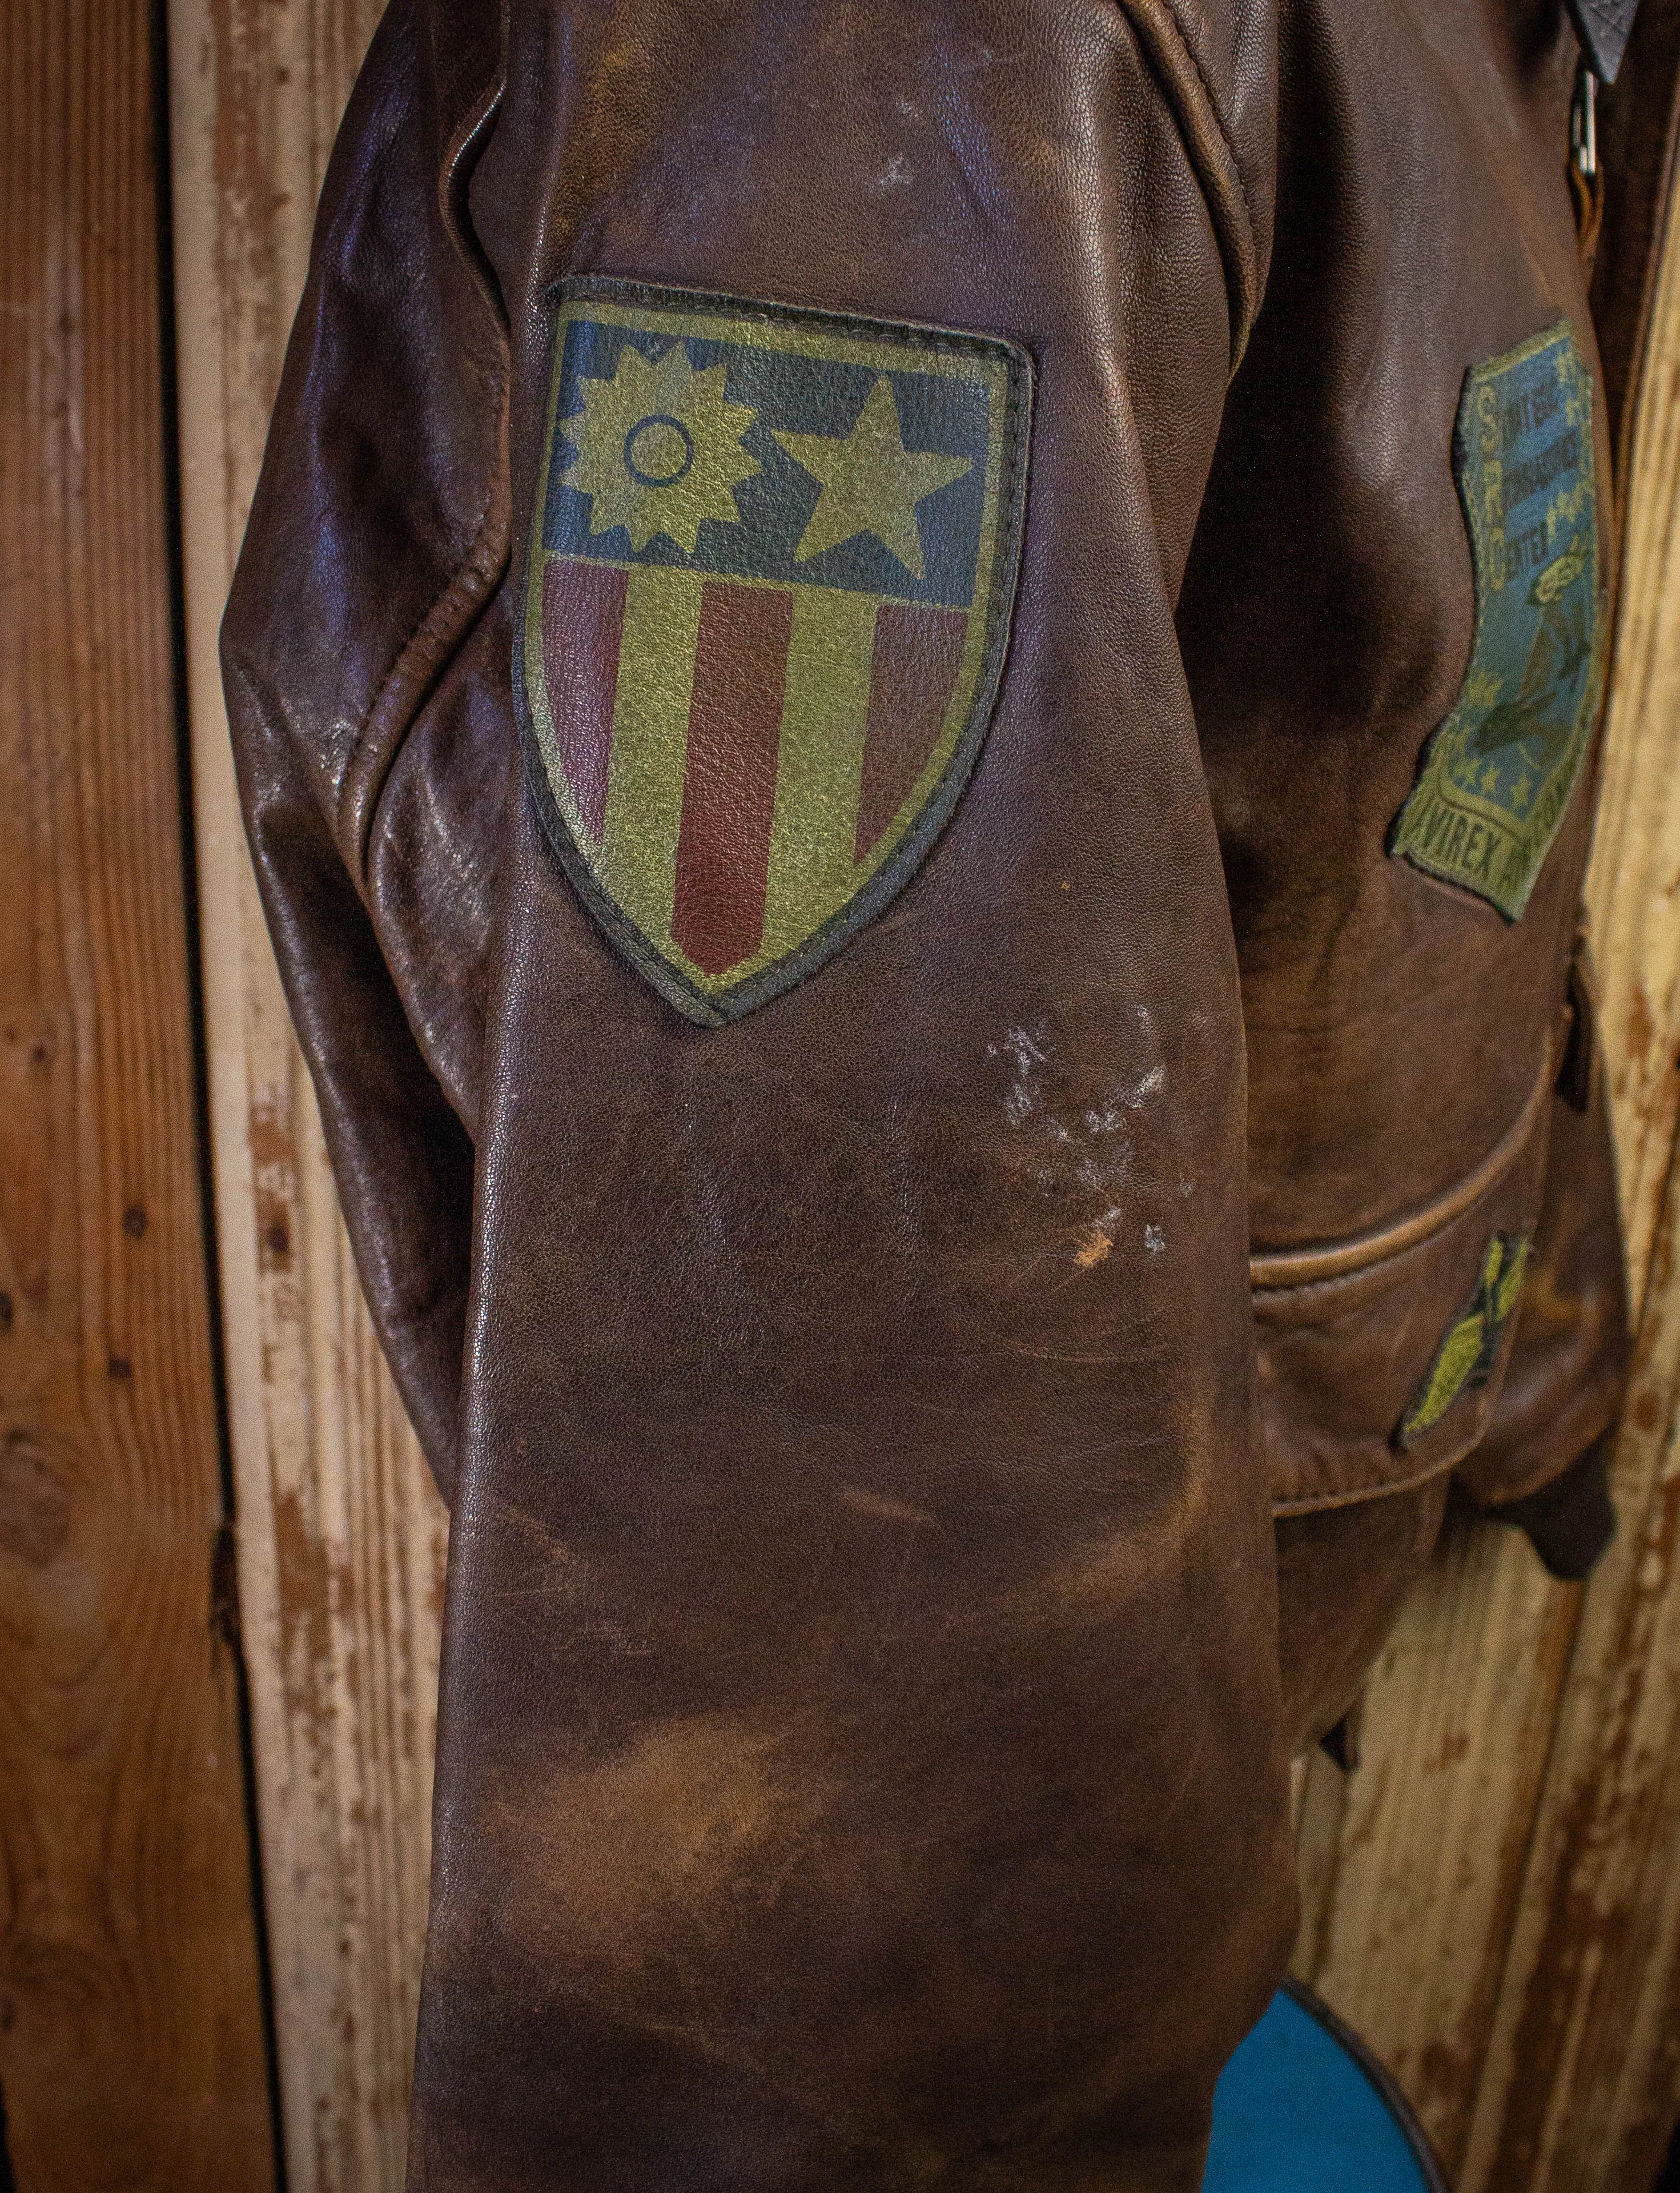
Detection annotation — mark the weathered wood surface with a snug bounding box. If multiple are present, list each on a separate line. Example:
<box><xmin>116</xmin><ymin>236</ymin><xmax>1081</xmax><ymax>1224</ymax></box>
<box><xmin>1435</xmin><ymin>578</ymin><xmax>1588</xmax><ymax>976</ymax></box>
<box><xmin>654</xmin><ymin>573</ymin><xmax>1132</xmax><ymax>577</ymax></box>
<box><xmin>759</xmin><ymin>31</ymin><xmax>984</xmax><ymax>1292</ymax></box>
<box><xmin>1296</xmin><ymin>136</ymin><xmax>1680</xmax><ymax>2192</ymax></box>
<box><xmin>1591</xmin><ymin>159</ymin><xmax>1680</xmax><ymax>1312</ymax></box>
<box><xmin>1459</xmin><ymin>1160</ymin><xmax>1680</xmax><ymax>2191</ymax></box>
<box><xmin>1292</xmin><ymin>1516</ymin><xmax>1582</xmax><ymax>2174</ymax></box>
<box><xmin>168</xmin><ymin>3</ymin><xmax>444</xmax><ymax>2190</ymax></box>
<box><xmin>1455</xmin><ymin>164</ymin><xmax>1680</xmax><ymax>2193</ymax></box>
<box><xmin>168</xmin><ymin>2</ymin><xmax>1680</xmax><ymax>2184</ymax></box>
<box><xmin>0</xmin><ymin>1</ymin><xmax>275</xmax><ymax>2185</ymax></box>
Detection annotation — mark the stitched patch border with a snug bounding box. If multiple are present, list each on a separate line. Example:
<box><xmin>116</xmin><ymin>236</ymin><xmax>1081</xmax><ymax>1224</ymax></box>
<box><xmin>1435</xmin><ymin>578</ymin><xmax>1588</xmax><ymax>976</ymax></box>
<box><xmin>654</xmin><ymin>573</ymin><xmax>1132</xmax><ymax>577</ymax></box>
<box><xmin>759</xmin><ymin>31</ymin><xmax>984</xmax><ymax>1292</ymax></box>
<box><xmin>1389</xmin><ymin>321</ymin><xmax>1602</xmax><ymax>922</ymax></box>
<box><xmin>513</xmin><ymin>275</ymin><xmax>1033</xmax><ymax>1025</ymax></box>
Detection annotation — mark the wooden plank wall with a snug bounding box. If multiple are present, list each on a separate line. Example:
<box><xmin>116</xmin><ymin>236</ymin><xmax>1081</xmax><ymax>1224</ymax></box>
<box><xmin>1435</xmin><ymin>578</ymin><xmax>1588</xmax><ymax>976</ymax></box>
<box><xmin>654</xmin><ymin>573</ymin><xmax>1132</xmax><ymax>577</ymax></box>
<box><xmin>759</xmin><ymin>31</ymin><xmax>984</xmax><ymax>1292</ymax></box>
<box><xmin>167</xmin><ymin>5</ymin><xmax>443</xmax><ymax>2190</ymax></box>
<box><xmin>1292</xmin><ymin>151</ymin><xmax>1680</xmax><ymax>2191</ymax></box>
<box><xmin>1462</xmin><ymin>180</ymin><xmax>1680</xmax><ymax>2193</ymax></box>
<box><xmin>0</xmin><ymin>1</ymin><xmax>275</xmax><ymax>2186</ymax></box>
<box><xmin>166</xmin><ymin>7</ymin><xmax>1680</xmax><ymax>2187</ymax></box>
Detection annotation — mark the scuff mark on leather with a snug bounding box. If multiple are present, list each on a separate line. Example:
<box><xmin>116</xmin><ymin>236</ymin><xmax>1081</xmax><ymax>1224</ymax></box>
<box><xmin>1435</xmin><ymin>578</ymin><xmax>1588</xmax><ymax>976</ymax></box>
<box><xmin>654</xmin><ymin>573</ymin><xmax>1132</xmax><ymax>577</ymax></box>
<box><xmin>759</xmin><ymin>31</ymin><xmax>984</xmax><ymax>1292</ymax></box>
<box><xmin>488</xmin><ymin>1716</ymin><xmax>837</xmax><ymax>1977</ymax></box>
<box><xmin>1074</xmin><ymin>1213</ymin><xmax>1121</xmax><ymax>1268</ymax></box>
<box><xmin>994</xmin><ymin>1023</ymin><xmax>1049</xmax><ymax>1126</ymax></box>
<box><xmin>837</xmin><ymin>1484</ymin><xmax>938</xmax><ymax>1528</ymax></box>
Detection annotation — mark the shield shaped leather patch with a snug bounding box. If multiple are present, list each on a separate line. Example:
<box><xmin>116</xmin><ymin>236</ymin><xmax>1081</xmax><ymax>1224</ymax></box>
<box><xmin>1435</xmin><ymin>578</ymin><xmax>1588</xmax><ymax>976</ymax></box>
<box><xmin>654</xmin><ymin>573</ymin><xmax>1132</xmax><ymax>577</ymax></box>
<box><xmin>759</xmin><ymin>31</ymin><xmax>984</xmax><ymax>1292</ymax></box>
<box><xmin>1389</xmin><ymin>321</ymin><xmax>1602</xmax><ymax>921</ymax></box>
<box><xmin>516</xmin><ymin>277</ymin><xmax>1031</xmax><ymax>1023</ymax></box>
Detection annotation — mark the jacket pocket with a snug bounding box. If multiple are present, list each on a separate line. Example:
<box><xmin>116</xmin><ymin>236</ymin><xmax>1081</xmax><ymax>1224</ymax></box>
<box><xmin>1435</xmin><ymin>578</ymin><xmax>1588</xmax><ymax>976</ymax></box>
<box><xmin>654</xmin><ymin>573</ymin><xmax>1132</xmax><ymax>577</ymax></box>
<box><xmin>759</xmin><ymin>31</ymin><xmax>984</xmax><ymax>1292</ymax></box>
<box><xmin>1253</xmin><ymin>1024</ymin><xmax>1562</xmax><ymax>1512</ymax></box>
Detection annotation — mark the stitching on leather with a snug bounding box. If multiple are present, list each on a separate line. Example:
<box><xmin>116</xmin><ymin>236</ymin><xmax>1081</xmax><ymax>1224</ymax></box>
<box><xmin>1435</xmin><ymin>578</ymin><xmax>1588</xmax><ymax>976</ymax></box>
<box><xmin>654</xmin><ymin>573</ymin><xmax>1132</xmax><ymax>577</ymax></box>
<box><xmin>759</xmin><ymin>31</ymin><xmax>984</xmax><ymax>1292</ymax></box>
<box><xmin>1248</xmin><ymin>1037</ymin><xmax>1560</xmax><ymax>1295</ymax></box>
<box><xmin>339</xmin><ymin>59</ymin><xmax>513</xmax><ymax>885</ymax></box>
<box><xmin>345</xmin><ymin>489</ymin><xmax>511</xmax><ymax>874</ymax></box>
<box><xmin>1270</xmin><ymin>1451</ymin><xmax>1461</xmax><ymax>1519</ymax></box>
<box><xmin>1167</xmin><ymin>26</ymin><xmax>1257</xmax><ymax>360</ymax></box>
<box><xmin>1165</xmin><ymin>13</ymin><xmax>1244</xmax><ymax>200</ymax></box>
<box><xmin>1105</xmin><ymin>0</ymin><xmax>1261</xmax><ymax>372</ymax></box>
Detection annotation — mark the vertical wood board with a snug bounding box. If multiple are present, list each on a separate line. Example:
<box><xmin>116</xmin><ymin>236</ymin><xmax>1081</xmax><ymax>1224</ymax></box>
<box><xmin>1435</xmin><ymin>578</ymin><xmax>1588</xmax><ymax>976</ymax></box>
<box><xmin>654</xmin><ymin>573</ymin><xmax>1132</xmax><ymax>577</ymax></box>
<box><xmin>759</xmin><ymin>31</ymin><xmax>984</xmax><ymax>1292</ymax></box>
<box><xmin>1456</xmin><ymin>158</ymin><xmax>1680</xmax><ymax>2193</ymax></box>
<box><xmin>1291</xmin><ymin>1513</ymin><xmax>1579</xmax><ymax>2176</ymax></box>
<box><xmin>1589</xmin><ymin>89</ymin><xmax>1680</xmax><ymax>1310</ymax></box>
<box><xmin>1300</xmin><ymin>136</ymin><xmax>1680</xmax><ymax>2193</ymax></box>
<box><xmin>167</xmin><ymin>5</ymin><xmax>1680</xmax><ymax>2187</ymax></box>
<box><xmin>168</xmin><ymin>3</ymin><xmax>445</xmax><ymax>2189</ymax></box>
<box><xmin>0</xmin><ymin>0</ymin><xmax>275</xmax><ymax>2183</ymax></box>
<box><xmin>1458</xmin><ymin>1158</ymin><xmax>1680</xmax><ymax>2191</ymax></box>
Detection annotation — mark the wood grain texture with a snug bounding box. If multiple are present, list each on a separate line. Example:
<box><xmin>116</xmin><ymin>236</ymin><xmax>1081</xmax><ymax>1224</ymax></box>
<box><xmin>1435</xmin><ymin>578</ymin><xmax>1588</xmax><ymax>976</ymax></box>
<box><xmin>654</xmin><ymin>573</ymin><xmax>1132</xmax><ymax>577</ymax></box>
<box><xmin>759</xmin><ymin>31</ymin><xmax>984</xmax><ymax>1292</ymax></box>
<box><xmin>1590</xmin><ymin>132</ymin><xmax>1680</xmax><ymax>1308</ymax></box>
<box><xmin>0</xmin><ymin>0</ymin><xmax>275</xmax><ymax>2184</ymax></box>
<box><xmin>1454</xmin><ymin>167</ymin><xmax>1680</xmax><ymax>2193</ymax></box>
<box><xmin>1291</xmin><ymin>1512</ymin><xmax>1580</xmax><ymax>2175</ymax></box>
<box><xmin>166</xmin><ymin>0</ymin><xmax>1680</xmax><ymax>2182</ymax></box>
<box><xmin>167</xmin><ymin>3</ymin><xmax>445</xmax><ymax>2190</ymax></box>
<box><xmin>1299</xmin><ymin>142</ymin><xmax>1680</xmax><ymax>2193</ymax></box>
<box><xmin>1458</xmin><ymin>1162</ymin><xmax>1680</xmax><ymax>2191</ymax></box>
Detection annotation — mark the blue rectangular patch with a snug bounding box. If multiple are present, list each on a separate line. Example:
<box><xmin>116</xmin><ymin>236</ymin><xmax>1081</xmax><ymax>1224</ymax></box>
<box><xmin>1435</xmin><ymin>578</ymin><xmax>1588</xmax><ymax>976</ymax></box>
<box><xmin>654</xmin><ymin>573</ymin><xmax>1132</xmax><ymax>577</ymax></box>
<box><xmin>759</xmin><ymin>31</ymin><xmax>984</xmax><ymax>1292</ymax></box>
<box><xmin>1389</xmin><ymin>321</ymin><xmax>1601</xmax><ymax>921</ymax></box>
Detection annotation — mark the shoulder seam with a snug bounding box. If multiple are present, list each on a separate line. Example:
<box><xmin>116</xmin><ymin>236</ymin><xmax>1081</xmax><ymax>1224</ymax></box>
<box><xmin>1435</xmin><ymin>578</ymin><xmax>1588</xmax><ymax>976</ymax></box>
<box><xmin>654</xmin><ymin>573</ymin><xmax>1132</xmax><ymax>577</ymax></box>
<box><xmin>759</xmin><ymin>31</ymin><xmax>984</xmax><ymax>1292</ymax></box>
<box><xmin>1108</xmin><ymin>0</ymin><xmax>1262</xmax><ymax>374</ymax></box>
<box><xmin>339</xmin><ymin>55</ymin><xmax>513</xmax><ymax>881</ymax></box>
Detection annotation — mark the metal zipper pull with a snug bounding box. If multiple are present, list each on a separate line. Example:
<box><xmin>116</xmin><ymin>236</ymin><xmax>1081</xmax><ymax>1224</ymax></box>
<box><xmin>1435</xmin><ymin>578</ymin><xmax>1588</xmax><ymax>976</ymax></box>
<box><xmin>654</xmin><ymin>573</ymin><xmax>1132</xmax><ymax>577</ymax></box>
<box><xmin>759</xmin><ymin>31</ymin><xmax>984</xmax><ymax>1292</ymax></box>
<box><xmin>1570</xmin><ymin>62</ymin><xmax>1604</xmax><ymax>268</ymax></box>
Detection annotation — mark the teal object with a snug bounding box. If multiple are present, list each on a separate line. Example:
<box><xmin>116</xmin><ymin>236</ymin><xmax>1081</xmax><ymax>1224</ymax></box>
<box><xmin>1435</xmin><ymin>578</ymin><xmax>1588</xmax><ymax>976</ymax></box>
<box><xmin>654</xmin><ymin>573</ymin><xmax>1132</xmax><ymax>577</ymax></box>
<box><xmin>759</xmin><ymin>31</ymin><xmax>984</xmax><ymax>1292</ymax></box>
<box><xmin>1204</xmin><ymin>1982</ymin><xmax>1446</xmax><ymax>2191</ymax></box>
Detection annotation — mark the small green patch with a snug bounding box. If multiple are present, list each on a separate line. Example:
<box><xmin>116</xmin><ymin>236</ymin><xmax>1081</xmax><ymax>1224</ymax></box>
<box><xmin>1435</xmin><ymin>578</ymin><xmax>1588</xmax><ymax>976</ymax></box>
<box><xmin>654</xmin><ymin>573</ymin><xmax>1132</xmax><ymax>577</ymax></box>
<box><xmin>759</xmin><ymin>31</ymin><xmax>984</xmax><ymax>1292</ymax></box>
<box><xmin>1389</xmin><ymin>322</ymin><xmax>1601</xmax><ymax>920</ymax></box>
<box><xmin>1398</xmin><ymin>1232</ymin><xmax>1530</xmax><ymax>1445</ymax></box>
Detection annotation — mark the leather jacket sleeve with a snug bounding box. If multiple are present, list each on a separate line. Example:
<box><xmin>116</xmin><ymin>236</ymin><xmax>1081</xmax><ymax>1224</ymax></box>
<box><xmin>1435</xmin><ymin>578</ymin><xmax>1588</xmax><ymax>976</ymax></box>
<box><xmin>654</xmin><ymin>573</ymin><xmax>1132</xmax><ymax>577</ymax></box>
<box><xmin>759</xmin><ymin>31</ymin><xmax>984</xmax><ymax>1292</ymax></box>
<box><xmin>223</xmin><ymin>0</ymin><xmax>508</xmax><ymax>1497</ymax></box>
<box><xmin>223</xmin><ymin>0</ymin><xmax>1647</xmax><ymax>2177</ymax></box>
<box><xmin>225</xmin><ymin>2</ymin><xmax>1300</xmax><ymax>2187</ymax></box>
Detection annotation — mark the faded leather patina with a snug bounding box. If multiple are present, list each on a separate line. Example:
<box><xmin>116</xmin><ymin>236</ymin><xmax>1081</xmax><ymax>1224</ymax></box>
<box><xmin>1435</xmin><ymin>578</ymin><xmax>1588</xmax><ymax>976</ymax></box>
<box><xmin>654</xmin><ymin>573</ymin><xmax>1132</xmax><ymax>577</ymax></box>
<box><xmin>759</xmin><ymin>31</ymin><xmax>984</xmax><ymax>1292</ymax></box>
<box><xmin>223</xmin><ymin>1</ymin><xmax>1679</xmax><ymax>2186</ymax></box>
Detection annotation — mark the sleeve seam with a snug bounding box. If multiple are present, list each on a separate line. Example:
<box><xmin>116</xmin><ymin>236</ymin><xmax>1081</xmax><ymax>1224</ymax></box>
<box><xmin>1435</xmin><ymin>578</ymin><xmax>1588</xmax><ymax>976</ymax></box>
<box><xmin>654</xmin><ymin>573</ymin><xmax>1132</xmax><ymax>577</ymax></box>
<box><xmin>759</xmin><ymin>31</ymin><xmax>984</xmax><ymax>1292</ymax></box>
<box><xmin>1107</xmin><ymin>0</ymin><xmax>1263</xmax><ymax>374</ymax></box>
<box><xmin>337</xmin><ymin>55</ymin><xmax>513</xmax><ymax>883</ymax></box>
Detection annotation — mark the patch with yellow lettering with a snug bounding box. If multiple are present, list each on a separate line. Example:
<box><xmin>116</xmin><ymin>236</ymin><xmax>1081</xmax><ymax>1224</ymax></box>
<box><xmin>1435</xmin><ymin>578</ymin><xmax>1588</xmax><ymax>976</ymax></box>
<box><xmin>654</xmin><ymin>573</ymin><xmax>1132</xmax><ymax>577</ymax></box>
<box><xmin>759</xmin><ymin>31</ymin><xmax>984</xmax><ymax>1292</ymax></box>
<box><xmin>1389</xmin><ymin>322</ymin><xmax>1602</xmax><ymax>919</ymax></box>
<box><xmin>515</xmin><ymin>277</ymin><xmax>1031</xmax><ymax>1023</ymax></box>
<box><xmin>1398</xmin><ymin>1232</ymin><xmax>1530</xmax><ymax>1447</ymax></box>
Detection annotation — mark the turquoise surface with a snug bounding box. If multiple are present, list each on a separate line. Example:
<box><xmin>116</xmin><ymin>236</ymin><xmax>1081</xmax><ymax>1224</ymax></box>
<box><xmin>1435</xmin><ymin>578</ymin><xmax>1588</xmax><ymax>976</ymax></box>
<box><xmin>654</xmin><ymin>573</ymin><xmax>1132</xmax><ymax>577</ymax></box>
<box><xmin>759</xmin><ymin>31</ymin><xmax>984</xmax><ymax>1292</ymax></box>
<box><xmin>1204</xmin><ymin>1990</ymin><xmax>1436</xmax><ymax>2191</ymax></box>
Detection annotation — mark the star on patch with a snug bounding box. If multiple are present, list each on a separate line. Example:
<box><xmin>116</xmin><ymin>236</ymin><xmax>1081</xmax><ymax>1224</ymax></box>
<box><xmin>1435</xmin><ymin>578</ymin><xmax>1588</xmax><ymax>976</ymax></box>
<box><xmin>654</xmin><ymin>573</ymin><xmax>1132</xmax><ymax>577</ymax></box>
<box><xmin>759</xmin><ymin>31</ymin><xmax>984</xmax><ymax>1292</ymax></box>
<box><xmin>515</xmin><ymin>276</ymin><xmax>1031</xmax><ymax>1024</ymax></box>
<box><xmin>774</xmin><ymin>376</ymin><xmax>972</xmax><ymax>580</ymax></box>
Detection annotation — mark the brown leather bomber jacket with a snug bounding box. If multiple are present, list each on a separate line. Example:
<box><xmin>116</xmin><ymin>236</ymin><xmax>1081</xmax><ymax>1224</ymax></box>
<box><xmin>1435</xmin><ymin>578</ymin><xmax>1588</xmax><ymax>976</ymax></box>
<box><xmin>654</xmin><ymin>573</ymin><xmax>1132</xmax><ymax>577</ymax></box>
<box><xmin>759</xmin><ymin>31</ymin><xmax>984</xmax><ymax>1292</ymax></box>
<box><xmin>224</xmin><ymin>1</ymin><xmax>1680</xmax><ymax>2184</ymax></box>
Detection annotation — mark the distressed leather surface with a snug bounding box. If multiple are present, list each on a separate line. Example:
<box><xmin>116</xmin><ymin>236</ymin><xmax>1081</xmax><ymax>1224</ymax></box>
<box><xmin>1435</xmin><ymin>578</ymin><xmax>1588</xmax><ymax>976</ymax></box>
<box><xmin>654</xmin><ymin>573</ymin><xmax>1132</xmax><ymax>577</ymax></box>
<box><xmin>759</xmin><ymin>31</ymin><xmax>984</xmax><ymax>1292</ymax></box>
<box><xmin>222</xmin><ymin>0</ymin><xmax>1675</xmax><ymax>2184</ymax></box>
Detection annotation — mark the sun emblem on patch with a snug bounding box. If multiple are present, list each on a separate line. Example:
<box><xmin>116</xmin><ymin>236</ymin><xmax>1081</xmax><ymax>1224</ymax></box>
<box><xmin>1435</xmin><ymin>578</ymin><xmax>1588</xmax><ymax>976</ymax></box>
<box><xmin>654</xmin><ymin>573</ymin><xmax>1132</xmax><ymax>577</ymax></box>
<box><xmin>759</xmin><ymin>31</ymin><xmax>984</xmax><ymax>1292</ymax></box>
<box><xmin>517</xmin><ymin>277</ymin><xmax>1031</xmax><ymax>1023</ymax></box>
<box><xmin>559</xmin><ymin>341</ymin><xmax>761</xmax><ymax>555</ymax></box>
